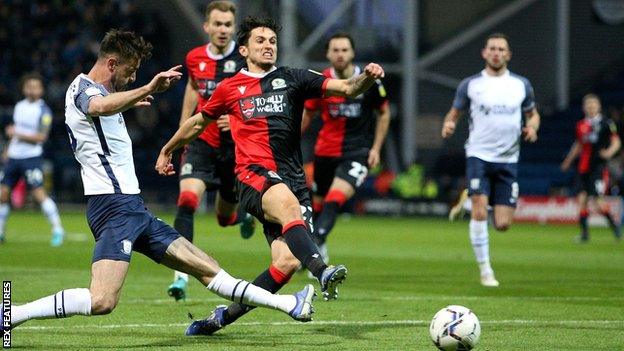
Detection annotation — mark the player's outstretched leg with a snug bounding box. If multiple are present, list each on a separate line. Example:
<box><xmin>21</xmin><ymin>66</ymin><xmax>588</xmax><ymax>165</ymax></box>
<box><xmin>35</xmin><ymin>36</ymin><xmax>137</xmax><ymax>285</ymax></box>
<box><xmin>169</xmin><ymin>188</ymin><xmax>201</xmax><ymax>301</ymax></box>
<box><xmin>186</xmin><ymin>283</ymin><xmax>315</xmax><ymax>336</ymax></box>
<box><xmin>11</xmin><ymin>260</ymin><xmax>129</xmax><ymax>328</ymax></box>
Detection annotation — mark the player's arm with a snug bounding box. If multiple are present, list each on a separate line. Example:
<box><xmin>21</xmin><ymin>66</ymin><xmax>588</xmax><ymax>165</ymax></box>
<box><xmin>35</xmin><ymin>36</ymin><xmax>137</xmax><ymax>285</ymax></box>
<box><xmin>441</xmin><ymin>108</ymin><xmax>463</xmax><ymax>138</ymax></box>
<box><xmin>179</xmin><ymin>79</ymin><xmax>199</xmax><ymax>126</ymax></box>
<box><xmin>522</xmin><ymin>108</ymin><xmax>541</xmax><ymax>142</ymax></box>
<box><xmin>301</xmin><ymin>108</ymin><xmax>316</xmax><ymax>134</ymax></box>
<box><xmin>560</xmin><ymin>141</ymin><xmax>580</xmax><ymax>171</ymax></box>
<box><xmin>368</xmin><ymin>102</ymin><xmax>391</xmax><ymax>168</ymax></box>
<box><xmin>324</xmin><ymin>63</ymin><xmax>385</xmax><ymax>98</ymax></box>
<box><xmin>6</xmin><ymin>108</ymin><xmax>53</xmax><ymax>144</ymax></box>
<box><xmin>600</xmin><ymin>126</ymin><xmax>621</xmax><ymax>160</ymax></box>
<box><xmin>87</xmin><ymin>65</ymin><xmax>182</xmax><ymax>116</ymax></box>
<box><xmin>156</xmin><ymin>112</ymin><xmax>214</xmax><ymax>175</ymax></box>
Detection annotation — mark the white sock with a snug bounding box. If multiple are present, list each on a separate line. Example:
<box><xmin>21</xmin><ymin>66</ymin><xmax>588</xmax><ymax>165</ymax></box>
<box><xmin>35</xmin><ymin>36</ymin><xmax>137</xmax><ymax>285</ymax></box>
<box><xmin>11</xmin><ymin>288</ymin><xmax>91</xmax><ymax>327</ymax></box>
<box><xmin>469</xmin><ymin>219</ymin><xmax>493</xmax><ymax>276</ymax></box>
<box><xmin>174</xmin><ymin>271</ymin><xmax>189</xmax><ymax>282</ymax></box>
<box><xmin>0</xmin><ymin>202</ymin><xmax>10</xmax><ymax>234</ymax></box>
<box><xmin>207</xmin><ymin>269</ymin><xmax>295</xmax><ymax>313</ymax></box>
<box><xmin>41</xmin><ymin>198</ymin><xmax>63</xmax><ymax>233</ymax></box>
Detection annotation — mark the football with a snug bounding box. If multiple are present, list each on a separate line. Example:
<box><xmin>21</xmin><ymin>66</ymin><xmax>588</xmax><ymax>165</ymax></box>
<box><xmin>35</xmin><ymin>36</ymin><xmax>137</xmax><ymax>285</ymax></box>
<box><xmin>429</xmin><ymin>305</ymin><xmax>481</xmax><ymax>351</ymax></box>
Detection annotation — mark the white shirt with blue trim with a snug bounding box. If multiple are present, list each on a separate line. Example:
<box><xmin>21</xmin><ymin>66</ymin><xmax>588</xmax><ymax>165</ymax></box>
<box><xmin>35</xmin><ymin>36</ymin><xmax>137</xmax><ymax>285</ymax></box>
<box><xmin>8</xmin><ymin>98</ymin><xmax>52</xmax><ymax>159</ymax></box>
<box><xmin>453</xmin><ymin>69</ymin><xmax>535</xmax><ymax>163</ymax></box>
<box><xmin>64</xmin><ymin>74</ymin><xmax>140</xmax><ymax>195</ymax></box>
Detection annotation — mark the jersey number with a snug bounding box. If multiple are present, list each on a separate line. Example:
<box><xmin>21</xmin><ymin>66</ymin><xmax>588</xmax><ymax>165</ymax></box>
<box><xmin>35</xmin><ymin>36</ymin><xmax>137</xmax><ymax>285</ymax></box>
<box><xmin>348</xmin><ymin>162</ymin><xmax>368</xmax><ymax>187</ymax></box>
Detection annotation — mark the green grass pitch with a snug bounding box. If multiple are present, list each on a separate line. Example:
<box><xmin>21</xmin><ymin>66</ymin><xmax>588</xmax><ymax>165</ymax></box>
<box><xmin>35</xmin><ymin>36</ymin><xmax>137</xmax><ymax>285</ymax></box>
<box><xmin>1</xmin><ymin>210</ymin><xmax>623</xmax><ymax>350</ymax></box>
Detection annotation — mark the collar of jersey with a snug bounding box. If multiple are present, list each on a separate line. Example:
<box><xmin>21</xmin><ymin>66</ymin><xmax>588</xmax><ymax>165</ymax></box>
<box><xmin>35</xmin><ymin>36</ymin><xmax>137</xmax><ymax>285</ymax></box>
<box><xmin>240</xmin><ymin>66</ymin><xmax>278</xmax><ymax>78</ymax></box>
<box><xmin>330</xmin><ymin>65</ymin><xmax>361</xmax><ymax>79</ymax></box>
<box><xmin>206</xmin><ymin>41</ymin><xmax>236</xmax><ymax>60</ymax></box>
<box><xmin>481</xmin><ymin>68</ymin><xmax>510</xmax><ymax>78</ymax></box>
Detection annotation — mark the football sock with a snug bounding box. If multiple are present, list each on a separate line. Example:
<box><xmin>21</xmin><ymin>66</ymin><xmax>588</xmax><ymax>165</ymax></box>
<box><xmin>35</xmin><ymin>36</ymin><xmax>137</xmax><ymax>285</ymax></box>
<box><xmin>601</xmin><ymin>210</ymin><xmax>621</xmax><ymax>238</ymax></box>
<box><xmin>222</xmin><ymin>265</ymin><xmax>290</xmax><ymax>324</ymax></box>
<box><xmin>41</xmin><ymin>198</ymin><xmax>63</xmax><ymax>233</ymax></box>
<box><xmin>217</xmin><ymin>213</ymin><xmax>239</xmax><ymax>227</ymax></box>
<box><xmin>11</xmin><ymin>288</ymin><xmax>91</xmax><ymax>327</ymax></box>
<box><xmin>315</xmin><ymin>190</ymin><xmax>348</xmax><ymax>242</ymax></box>
<box><xmin>579</xmin><ymin>209</ymin><xmax>589</xmax><ymax>239</ymax></box>
<box><xmin>174</xmin><ymin>206</ymin><xmax>194</xmax><ymax>242</ymax></box>
<box><xmin>315</xmin><ymin>202</ymin><xmax>339</xmax><ymax>243</ymax></box>
<box><xmin>207</xmin><ymin>269</ymin><xmax>295</xmax><ymax>313</ymax></box>
<box><xmin>0</xmin><ymin>203</ymin><xmax>9</xmax><ymax>234</ymax></box>
<box><xmin>282</xmin><ymin>220</ymin><xmax>327</xmax><ymax>280</ymax></box>
<box><xmin>469</xmin><ymin>219</ymin><xmax>492</xmax><ymax>276</ymax></box>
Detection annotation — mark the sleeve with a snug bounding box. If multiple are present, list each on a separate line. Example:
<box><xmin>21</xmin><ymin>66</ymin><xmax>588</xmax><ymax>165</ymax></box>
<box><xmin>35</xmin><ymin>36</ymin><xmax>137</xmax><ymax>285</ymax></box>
<box><xmin>38</xmin><ymin>104</ymin><xmax>53</xmax><ymax>135</ymax></box>
<box><xmin>295</xmin><ymin>68</ymin><xmax>329</xmax><ymax>100</ymax></box>
<box><xmin>451</xmin><ymin>78</ymin><xmax>470</xmax><ymax>111</ymax></box>
<box><xmin>304</xmin><ymin>98</ymin><xmax>320</xmax><ymax>111</ymax></box>
<box><xmin>185</xmin><ymin>51</ymin><xmax>196</xmax><ymax>82</ymax></box>
<box><xmin>199</xmin><ymin>83</ymin><xmax>227</xmax><ymax>119</ymax></box>
<box><xmin>521</xmin><ymin>78</ymin><xmax>536</xmax><ymax>112</ymax></box>
<box><xmin>74</xmin><ymin>83</ymin><xmax>104</xmax><ymax>115</ymax></box>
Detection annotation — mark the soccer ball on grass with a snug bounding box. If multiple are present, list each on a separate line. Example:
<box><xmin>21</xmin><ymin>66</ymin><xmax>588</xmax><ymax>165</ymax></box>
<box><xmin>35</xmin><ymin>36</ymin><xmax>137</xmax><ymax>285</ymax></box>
<box><xmin>429</xmin><ymin>305</ymin><xmax>481</xmax><ymax>351</ymax></box>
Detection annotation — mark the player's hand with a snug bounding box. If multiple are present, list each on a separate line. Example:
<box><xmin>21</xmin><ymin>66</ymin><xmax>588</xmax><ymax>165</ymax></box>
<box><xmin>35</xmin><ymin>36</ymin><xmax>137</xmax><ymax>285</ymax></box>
<box><xmin>368</xmin><ymin>148</ymin><xmax>381</xmax><ymax>169</ymax></box>
<box><xmin>134</xmin><ymin>95</ymin><xmax>154</xmax><ymax>108</ymax></box>
<box><xmin>441</xmin><ymin>120</ymin><xmax>456</xmax><ymax>138</ymax></box>
<box><xmin>155</xmin><ymin>151</ymin><xmax>175</xmax><ymax>176</ymax></box>
<box><xmin>364</xmin><ymin>63</ymin><xmax>385</xmax><ymax>79</ymax></box>
<box><xmin>216</xmin><ymin>114</ymin><xmax>231</xmax><ymax>132</ymax></box>
<box><xmin>522</xmin><ymin>126</ymin><xmax>538</xmax><ymax>142</ymax></box>
<box><xmin>148</xmin><ymin>65</ymin><xmax>183</xmax><ymax>93</ymax></box>
<box><xmin>5</xmin><ymin>125</ymin><xmax>14</xmax><ymax>138</ymax></box>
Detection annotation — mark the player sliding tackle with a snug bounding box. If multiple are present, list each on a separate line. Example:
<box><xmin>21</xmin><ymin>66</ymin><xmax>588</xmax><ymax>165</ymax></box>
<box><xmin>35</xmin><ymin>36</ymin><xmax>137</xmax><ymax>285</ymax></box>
<box><xmin>8</xmin><ymin>29</ymin><xmax>314</xmax><ymax>333</ymax></box>
<box><xmin>156</xmin><ymin>16</ymin><xmax>384</xmax><ymax>335</ymax></box>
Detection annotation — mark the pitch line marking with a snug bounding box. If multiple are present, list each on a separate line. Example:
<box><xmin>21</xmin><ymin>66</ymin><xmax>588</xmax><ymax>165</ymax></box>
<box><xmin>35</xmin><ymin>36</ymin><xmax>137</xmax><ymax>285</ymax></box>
<box><xmin>18</xmin><ymin>319</ymin><xmax>624</xmax><ymax>330</ymax></box>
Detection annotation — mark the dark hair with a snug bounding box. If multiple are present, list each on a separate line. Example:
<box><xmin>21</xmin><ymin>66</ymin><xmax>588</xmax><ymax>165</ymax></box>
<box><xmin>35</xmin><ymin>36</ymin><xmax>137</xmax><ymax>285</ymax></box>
<box><xmin>205</xmin><ymin>0</ymin><xmax>236</xmax><ymax>21</ymax></box>
<box><xmin>485</xmin><ymin>32</ymin><xmax>511</xmax><ymax>50</ymax></box>
<box><xmin>237</xmin><ymin>16</ymin><xmax>281</xmax><ymax>46</ymax></box>
<box><xmin>325</xmin><ymin>32</ymin><xmax>355</xmax><ymax>52</ymax></box>
<box><xmin>98</xmin><ymin>29</ymin><xmax>153</xmax><ymax>63</ymax></box>
<box><xmin>20</xmin><ymin>72</ymin><xmax>44</xmax><ymax>90</ymax></box>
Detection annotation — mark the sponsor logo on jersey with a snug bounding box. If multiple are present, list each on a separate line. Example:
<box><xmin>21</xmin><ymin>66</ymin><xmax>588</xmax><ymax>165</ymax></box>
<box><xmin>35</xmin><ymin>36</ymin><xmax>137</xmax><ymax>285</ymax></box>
<box><xmin>328</xmin><ymin>102</ymin><xmax>362</xmax><ymax>118</ymax></box>
<box><xmin>267</xmin><ymin>171</ymin><xmax>282</xmax><ymax>180</ymax></box>
<box><xmin>271</xmin><ymin>78</ymin><xmax>287</xmax><ymax>90</ymax></box>
<box><xmin>238</xmin><ymin>92</ymin><xmax>288</xmax><ymax>120</ymax></box>
<box><xmin>478</xmin><ymin>104</ymin><xmax>518</xmax><ymax>116</ymax></box>
<box><xmin>224</xmin><ymin>60</ymin><xmax>237</xmax><ymax>73</ymax></box>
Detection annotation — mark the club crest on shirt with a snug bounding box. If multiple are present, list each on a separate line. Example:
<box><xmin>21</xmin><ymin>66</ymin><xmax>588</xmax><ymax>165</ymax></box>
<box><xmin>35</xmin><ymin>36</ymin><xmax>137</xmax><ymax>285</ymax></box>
<box><xmin>224</xmin><ymin>60</ymin><xmax>237</xmax><ymax>73</ymax></box>
<box><xmin>240</xmin><ymin>97</ymin><xmax>256</xmax><ymax>119</ymax></box>
<box><xmin>271</xmin><ymin>78</ymin><xmax>287</xmax><ymax>90</ymax></box>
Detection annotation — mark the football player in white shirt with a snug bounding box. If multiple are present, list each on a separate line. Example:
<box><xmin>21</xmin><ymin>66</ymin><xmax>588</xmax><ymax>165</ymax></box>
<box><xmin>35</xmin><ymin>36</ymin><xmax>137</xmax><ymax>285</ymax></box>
<box><xmin>9</xmin><ymin>29</ymin><xmax>315</xmax><ymax>336</ymax></box>
<box><xmin>441</xmin><ymin>33</ymin><xmax>541</xmax><ymax>287</ymax></box>
<box><xmin>0</xmin><ymin>73</ymin><xmax>65</xmax><ymax>246</ymax></box>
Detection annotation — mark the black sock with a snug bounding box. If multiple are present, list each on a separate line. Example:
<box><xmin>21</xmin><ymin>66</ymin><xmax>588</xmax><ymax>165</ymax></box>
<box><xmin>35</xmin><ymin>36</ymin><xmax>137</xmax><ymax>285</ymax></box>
<box><xmin>222</xmin><ymin>269</ymin><xmax>286</xmax><ymax>325</ymax></box>
<box><xmin>174</xmin><ymin>206</ymin><xmax>194</xmax><ymax>242</ymax></box>
<box><xmin>283</xmin><ymin>223</ymin><xmax>327</xmax><ymax>279</ymax></box>
<box><xmin>315</xmin><ymin>201</ymin><xmax>340</xmax><ymax>244</ymax></box>
<box><xmin>603</xmin><ymin>213</ymin><xmax>621</xmax><ymax>238</ymax></box>
<box><xmin>580</xmin><ymin>214</ymin><xmax>588</xmax><ymax>240</ymax></box>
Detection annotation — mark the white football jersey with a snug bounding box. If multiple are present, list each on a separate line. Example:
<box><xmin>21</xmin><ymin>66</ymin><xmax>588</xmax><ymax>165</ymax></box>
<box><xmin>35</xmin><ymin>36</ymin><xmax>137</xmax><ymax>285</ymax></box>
<box><xmin>64</xmin><ymin>74</ymin><xmax>140</xmax><ymax>195</ymax></box>
<box><xmin>453</xmin><ymin>69</ymin><xmax>535</xmax><ymax>163</ymax></box>
<box><xmin>7</xmin><ymin>98</ymin><xmax>52</xmax><ymax>159</ymax></box>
